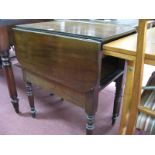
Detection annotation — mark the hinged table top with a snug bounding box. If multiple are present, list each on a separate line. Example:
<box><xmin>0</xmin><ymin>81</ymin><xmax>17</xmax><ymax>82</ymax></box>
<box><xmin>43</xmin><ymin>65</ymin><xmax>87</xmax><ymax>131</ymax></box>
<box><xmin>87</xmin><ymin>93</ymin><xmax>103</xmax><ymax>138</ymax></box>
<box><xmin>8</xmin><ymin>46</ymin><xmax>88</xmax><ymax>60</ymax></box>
<box><xmin>15</xmin><ymin>20</ymin><xmax>136</xmax><ymax>43</ymax></box>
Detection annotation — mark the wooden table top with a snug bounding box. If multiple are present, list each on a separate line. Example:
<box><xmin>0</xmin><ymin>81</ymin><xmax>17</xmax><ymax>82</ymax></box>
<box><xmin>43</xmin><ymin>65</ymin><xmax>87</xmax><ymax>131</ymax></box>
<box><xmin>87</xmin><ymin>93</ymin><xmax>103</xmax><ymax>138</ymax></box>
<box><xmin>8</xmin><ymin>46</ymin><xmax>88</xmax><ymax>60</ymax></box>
<box><xmin>103</xmin><ymin>27</ymin><xmax>155</xmax><ymax>65</ymax></box>
<box><xmin>16</xmin><ymin>20</ymin><xmax>135</xmax><ymax>43</ymax></box>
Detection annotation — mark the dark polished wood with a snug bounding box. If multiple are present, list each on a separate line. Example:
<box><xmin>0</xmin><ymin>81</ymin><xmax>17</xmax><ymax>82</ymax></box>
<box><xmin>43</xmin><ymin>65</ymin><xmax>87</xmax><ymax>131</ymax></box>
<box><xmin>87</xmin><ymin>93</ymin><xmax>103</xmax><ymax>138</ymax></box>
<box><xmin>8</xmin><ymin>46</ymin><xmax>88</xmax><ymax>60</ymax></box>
<box><xmin>0</xmin><ymin>19</ymin><xmax>50</xmax><ymax>113</ymax></box>
<box><xmin>25</xmin><ymin>81</ymin><xmax>36</xmax><ymax>118</ymax></box>
<box><xmin>13</xmin><ymin>20</ymin><xmax>135</xmax><ymax>134</ymax></box>
<box><xmin>112</xmin><ymin>75</ymin><xmax>124</xmax><ymax>125</ymax></box>
<box><xmin>17</xmin><ymin>20</ymin><xmax>136</xmax><ymax>43</ymax></box>
<box><xmin>14</xmin><ymin>28</ymin><xmax>101</xmax><ymax>91</ymax></box>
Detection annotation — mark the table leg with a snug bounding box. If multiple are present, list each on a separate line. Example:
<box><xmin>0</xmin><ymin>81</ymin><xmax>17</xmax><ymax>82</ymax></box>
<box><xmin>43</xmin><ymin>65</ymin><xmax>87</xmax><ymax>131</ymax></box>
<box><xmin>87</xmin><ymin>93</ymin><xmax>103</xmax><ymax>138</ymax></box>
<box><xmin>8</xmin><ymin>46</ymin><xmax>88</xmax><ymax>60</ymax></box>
<box><xmin>85</xmin><ymin>89</ymin><xmax>98</xmax><ymax>135</ymax></box>
<box><xmin>112</xmin><ymin>74</ymin><xmax>124</xmax><ymax>125</ymax></box>
<box><xmin>1</xmin><ymin>50</ymin><xmax>19</xmax><ymax>113</ymax></box>
<box><xmin>86</xmin><ymin>114</ymin><xmax>95</xmax><ymax>135</ymax></box>
<box><xmin>25</xmin><ymin>81</ymin><xmax>36</xmax><ymax>118</ymax></box>
<box><xmin>119</xmin><ymin>60</ymin><xmax>135</xmax><ymax>134</ymax></box>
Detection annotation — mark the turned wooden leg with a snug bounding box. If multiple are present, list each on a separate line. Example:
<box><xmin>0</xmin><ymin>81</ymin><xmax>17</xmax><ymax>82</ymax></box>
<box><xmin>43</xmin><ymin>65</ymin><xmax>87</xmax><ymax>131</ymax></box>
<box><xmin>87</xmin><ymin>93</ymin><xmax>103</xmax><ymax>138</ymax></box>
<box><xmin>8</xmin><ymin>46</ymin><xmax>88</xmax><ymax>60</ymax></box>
<box><xmin>1</xmin><ymin>52</ymin><xmax>19</xmax><ymax>113</ymax></box>
<box><xmin>112</xmin><ymin>74</ymin><xmax>124</xmax><ymax>125</ymax></box>
<box><xmin>86</xmin><ymin>114</ymin><xmax>95</xmax><ymax>135</ymax></box>
<box><xmin>25</xmin><ymin>81</ymin><xmax>36</xmax><ymax>118</ymax></box>
<box><xmin>85</xmin><ymin>89</ymin><xmax>98</xmax><ymax>135</ymax></box>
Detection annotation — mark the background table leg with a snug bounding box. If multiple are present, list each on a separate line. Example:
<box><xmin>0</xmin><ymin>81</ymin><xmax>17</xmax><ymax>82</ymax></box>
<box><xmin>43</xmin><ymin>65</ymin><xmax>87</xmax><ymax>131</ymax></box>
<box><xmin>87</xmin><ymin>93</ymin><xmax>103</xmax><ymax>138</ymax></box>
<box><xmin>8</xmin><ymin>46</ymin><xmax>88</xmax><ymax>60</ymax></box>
<box><xmin>1</xmin><ymin>51</ymin><xmax>19</xmax><ymax>113</ymax></box>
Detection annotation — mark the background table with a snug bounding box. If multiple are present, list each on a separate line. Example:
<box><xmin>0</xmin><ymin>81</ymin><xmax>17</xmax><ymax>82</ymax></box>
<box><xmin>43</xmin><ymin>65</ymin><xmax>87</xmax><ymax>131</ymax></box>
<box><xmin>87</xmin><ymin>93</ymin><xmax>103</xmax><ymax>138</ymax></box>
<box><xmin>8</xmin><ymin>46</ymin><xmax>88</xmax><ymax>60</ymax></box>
<box><xmin>0</xmin><ymin>19</ymin><xmax>50</xmax><ymax>113</ymax></box>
